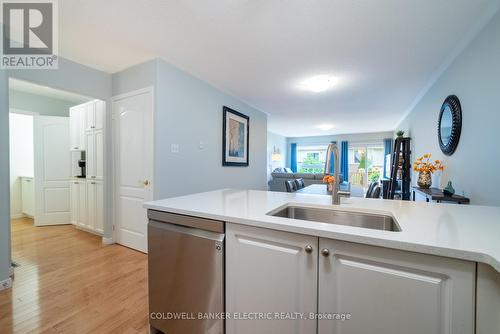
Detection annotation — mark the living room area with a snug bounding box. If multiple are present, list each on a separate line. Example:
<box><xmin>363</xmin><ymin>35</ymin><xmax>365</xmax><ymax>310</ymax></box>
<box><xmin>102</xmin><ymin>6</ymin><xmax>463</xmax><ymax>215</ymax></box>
<box><xmin>268</xmin><ymin>131</ymin><xmax>393</xmax><ymax>198</ymax></box>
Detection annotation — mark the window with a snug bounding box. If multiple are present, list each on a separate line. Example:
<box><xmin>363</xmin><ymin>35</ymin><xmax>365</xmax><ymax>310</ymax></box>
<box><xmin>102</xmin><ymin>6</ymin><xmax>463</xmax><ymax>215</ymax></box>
<box><xmin>348</xmin><ymin>143</ymin><xmax>384</xmax><ymax>190</ymax></box>
<box><xmin>297</xmin><ymin>145</ymin><xmax>327</xmax><ymax>173</ymax></box>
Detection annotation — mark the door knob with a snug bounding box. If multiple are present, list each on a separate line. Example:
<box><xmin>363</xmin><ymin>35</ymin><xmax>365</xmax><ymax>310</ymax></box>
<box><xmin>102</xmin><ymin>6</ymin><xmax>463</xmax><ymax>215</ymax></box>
<box><xmin>304</xmin><ymin>245</ymin><xmax>313</xmax><ymax>254</ymax></box>
<box><xmin>321</xmin><ymin>248</ymin><xmax>330</xmax><ymax>257</ymax></box>
<box><xmin>139</xmin><ymin>180</ymin><xmax>150</xmax><ymax>186</ymax></box>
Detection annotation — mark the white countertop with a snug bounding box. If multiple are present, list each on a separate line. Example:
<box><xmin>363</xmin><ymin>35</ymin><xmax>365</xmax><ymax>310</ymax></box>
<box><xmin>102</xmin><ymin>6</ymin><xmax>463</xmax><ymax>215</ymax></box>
<box><xmin>144</xmin><ymin>189</ymin><xmax>500</xmax><ymax>273</ymax></box>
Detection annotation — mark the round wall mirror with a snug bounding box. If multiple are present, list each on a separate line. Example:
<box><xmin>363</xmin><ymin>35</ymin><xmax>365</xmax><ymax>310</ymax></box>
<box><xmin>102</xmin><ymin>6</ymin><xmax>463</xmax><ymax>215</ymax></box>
<box><xmin>438</xmin><ymin>95</ymin><xmax>462</xmax><ymax>155</ymax></box>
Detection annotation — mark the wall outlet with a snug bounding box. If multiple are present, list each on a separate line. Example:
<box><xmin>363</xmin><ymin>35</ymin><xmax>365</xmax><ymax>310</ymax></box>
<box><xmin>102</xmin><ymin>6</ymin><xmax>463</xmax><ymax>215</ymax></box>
<box><xmin>171</xmin><ymin>144</ymin><xmax>179</xmax><ymax>153</ymax></box>
<box><xmin>199</xmin><ymin>141</ymin><xmax>204</xmax><ymax>150</ymax></box>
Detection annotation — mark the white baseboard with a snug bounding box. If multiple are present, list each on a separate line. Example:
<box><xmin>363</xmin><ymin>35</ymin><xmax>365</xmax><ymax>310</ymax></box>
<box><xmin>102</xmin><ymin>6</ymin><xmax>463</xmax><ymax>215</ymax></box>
<box><xmin>10</xmin><ymin>213</ymin><xmax>24</xmax><ymax>219</ymax></box>
<box><xmin>0</xmin><ymin>277</ymin><xmax>12</xmax><ymax>291</ymax></box>
<box><xmin>10</xmin><ymin>265</ymin><xmax>14</xmax><ymax>277</ymax></box>
<box><xmin>102</xmin><ymin>237</ymin><xmax>114</xmax><ymax>245</ymax></box>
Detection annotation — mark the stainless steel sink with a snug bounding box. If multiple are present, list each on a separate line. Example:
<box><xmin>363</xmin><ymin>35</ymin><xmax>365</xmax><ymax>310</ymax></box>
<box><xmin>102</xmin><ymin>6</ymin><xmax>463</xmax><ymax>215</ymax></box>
<box><xmin>268</xmin><ymin>206</ymin><xmax>401</xmax><ymax>232</ymax></box>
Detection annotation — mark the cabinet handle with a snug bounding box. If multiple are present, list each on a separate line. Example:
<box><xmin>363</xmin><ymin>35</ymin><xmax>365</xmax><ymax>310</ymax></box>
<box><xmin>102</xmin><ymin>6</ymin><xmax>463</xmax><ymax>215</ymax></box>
<box><xmin>73</xmin><ymin>147</ymin><xmax>79</xmax><ymax>150</ymax></box>
<box><xmin>321</xmin><ymin>248</ymin><xmax>330</xmax><ymax>257</ymax></box>
<box><xmin>90</xmin><ymin>182</ymin><xmax>96</xmax><ymax>185</ymax></box>
<box><xmin>73</xmin><ymin>182</ymin><xmax>79</xmax><ymax>184</ymax></box>
<box><xmin>25</xmin><ymin>179</ymin><xmax>31</xmax><ymax>182</ymax></box>
<box><xmin>304</xmin><ymin>245</ymin><xmax>313</xmax><ymax>254</ymax></box>
<box><xmin>91</xmin><ymin>126</ymin><xmax>95</xmax><ymax>129</ymax></box>
<box><xmin>91</xmin><ymin>176</ymin><xmax>96</xmax><ymax>179</ymax></box>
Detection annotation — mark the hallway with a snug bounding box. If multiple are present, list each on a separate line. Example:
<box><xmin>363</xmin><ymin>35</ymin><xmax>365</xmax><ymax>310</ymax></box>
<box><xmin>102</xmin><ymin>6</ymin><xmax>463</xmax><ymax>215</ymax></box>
<box><xmin>0</xmin><ymin>218</ymin><xmax>149</xmax><ymax>333</ymax></box>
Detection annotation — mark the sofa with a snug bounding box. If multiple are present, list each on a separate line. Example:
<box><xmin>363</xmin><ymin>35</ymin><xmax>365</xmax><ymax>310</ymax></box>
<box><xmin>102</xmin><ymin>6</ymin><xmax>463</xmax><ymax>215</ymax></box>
<box><xmin>268</xmin><ymin>169</ymin><xmax>350</xmax><ymax>193</ymax></box>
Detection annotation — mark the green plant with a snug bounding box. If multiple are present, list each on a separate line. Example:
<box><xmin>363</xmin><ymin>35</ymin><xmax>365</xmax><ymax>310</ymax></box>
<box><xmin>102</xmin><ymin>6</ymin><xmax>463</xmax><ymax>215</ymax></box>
<box><xmin>396</xmin><ymin>130</ymin><xmax>405</xmax><ymax>138</ymax></box>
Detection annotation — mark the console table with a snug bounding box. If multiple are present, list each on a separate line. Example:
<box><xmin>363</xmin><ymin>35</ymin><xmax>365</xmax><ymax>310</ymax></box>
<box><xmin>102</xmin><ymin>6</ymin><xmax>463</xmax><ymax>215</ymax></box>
<box><xmin>412</xmin><ymin>187</ymin><xmax>470</xmax><ymax>204</ymax></box>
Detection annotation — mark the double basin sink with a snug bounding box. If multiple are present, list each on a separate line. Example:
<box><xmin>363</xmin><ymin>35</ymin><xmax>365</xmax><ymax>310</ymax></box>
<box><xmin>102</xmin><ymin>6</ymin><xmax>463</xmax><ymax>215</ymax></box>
<box><xmin>268</xmin><ymin>205</ymin><xmax>401</xmax><ymax>232</ymax></box>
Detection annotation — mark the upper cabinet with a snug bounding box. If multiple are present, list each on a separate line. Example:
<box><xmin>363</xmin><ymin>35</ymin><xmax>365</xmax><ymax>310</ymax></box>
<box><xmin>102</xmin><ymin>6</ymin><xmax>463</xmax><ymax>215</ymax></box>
<box><xmin>69</xmin><ymin>105</ymin><xmax>86</xmax><ymax>151</ymax></box>
<box><xmin>85</xmin><ymin>100</ymin><xmax>104</xmax><ymax>132</ymax></box>
<box><xmin>69</xmin><ymin>100</ymin><xmax>105</xmax><ymax>180</ymax></box>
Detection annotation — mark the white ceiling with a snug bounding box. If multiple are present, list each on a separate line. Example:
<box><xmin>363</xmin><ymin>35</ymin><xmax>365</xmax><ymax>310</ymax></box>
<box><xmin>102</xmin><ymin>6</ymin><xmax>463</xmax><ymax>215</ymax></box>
<box><xmin>10</xmin><ymin>79</ymin><xmax>92</xmax><ymax>104</ymax></box>
<box><xmin>59</xmin><ymin>0</ymin><xmax>500</xmax><ymax>137</ymax></box>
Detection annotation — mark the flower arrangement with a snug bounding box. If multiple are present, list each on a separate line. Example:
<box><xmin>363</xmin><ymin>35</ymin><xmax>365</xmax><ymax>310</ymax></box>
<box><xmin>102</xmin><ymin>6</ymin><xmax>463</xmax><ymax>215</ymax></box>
<box><xmin>322</xmin><ymin>175</ymin><xmax>336</xmax><ymax>184</ymax></box>
<box><xmin>413</xmin><ymin>154</ymin><xmax>444</xmax><ymax>188</ymax></box>
<box><xmin>323</xmin><ymin>175</ymin><xmax>335</xmax><ymax>192</ymax></box>
<box><xmin>413</xmin><ymin>154</ymin><xmax>445</xmax><ymax>173</ymax></box>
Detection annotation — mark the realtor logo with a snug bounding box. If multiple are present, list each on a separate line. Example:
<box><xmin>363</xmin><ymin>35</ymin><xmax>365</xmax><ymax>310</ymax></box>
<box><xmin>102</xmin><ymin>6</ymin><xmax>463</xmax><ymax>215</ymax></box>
<box><xmin>1</xmin><ymin>0</ymin><xmax>58</xmax><ymax>69</ymax></box>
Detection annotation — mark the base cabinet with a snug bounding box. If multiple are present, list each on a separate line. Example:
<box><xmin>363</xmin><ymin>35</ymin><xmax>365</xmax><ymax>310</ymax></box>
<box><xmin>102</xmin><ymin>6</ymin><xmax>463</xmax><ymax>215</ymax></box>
<box><xmin>226</xmin><ymin>224</ymin><xmax>476</xmax><ymax>334</ymax></box>
<box><xmin>70</xmin><ymin>180</ymin><xmax>87</xmax><ymax>228</ymax></box>
<box><xmin>226</xmin><ymin>223</ymin><xmax>318</xmax><ymax>334</ymax></box>
<box><xmin>86</xmin><ymin>180</ymin><xmax>104</xmax><ymax>234</ymax></box>
<box><xmin>318</xmin><ymin>238</ymin><xmax>475</xmax><ymax>334</ymax></box>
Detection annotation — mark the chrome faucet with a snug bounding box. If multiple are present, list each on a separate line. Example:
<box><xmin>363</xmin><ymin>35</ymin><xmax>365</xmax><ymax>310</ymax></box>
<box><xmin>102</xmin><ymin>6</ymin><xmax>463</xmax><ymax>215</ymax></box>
<box><xmin>324</xmin><ymin>142</ymin><xmax>350</xmax><ymax>205</ymax></box>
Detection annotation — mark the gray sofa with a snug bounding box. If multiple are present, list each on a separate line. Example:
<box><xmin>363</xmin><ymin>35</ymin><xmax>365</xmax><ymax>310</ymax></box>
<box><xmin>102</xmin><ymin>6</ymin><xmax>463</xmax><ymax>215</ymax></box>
<box><xmin>268</xmin><ymin>170</ymin><xmax>350</xmax><ymax>192</ymax></box>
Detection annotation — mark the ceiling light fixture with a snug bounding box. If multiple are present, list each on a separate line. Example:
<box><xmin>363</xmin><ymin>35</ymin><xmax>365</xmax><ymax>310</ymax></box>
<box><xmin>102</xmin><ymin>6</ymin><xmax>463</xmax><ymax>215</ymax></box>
<box><xmin>299</xmin><ymin>75</ymin><xmax>338</xmax><ymax>93</ymax></box>
<box><xmin>316</xmin><ymin>124</ymin><xmax>334</xmax><ymax>131</ymax></box>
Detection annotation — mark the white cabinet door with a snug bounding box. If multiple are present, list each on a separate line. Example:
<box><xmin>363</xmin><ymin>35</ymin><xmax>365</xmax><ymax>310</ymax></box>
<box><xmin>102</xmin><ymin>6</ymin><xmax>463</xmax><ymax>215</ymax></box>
<box><xmin>70</xmin><ymin>180</ymin><xmax>87</xmax><ymax>227</ymax></box>
<box><xmin>70</xmin><ymin>106</ymin><xmax>86</xmax><ymax>151</ymax></box>
<box><xmin>226</xmin><ymin>223</ymin><xmax>318</xmax><ymax>334</ymax></box>
<box><xmin>21</xmin><ymin>177</ymin><xmax>35</xmax><ymax>217</ymax></box>
<box><xmin>86</xmin><ymin>180</ymin><xmax>96</xmax><ymax>231</ymax></box>
<box><xmin>85</xmin><ymin>131</ymin><xmax>96</xmax><ymax>179</ymax></box>
<box><xmin>78</xmin><ymin>181</ymin><xmax>87</xmax><ymax>227</ymax></box>
<box><xmin>318</xmin><ymin>238</ymin><xmax>475</xmax><ymax>334</ymax></box>
<box><xmin>84</xmin><ymin>102</ymin><xmax>95</xmax><ymax>131</ymax></box>
<box><xmin>95</xmin><ymin>180</ymin><xmax>104</xmax><ymax>233</ymax></box>
<box><xmin>85</xmin><ymin>129</ymin><xmax>103</xmax><ymax>180</ymax></box>
<box><xmin>94</xmin><ymin>100</ymin><xmax>105</xmax><ymax>131</ymax></box>
<box><xmin>86</xmin><ymin>180</ymin><xmax>103</xmax><ymax>234</ymax></box>
<box><xmin>94</xmin><ymin>129</ymin><xmax>104</xmax><ymax>180</ymax></box>
<box><xmin>70</xmin><ymin>181</ymin><xmax>79</xmax><ymax>225</ymax></box>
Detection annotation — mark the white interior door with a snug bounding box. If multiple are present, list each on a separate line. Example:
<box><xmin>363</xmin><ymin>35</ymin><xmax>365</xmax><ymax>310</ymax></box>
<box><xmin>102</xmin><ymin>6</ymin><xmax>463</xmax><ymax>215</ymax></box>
<box><xmin>113</xmin><ymin>88</ymin><xmax>153</xmax><ymax>253</ymax></box>
<box><xmin>34</xmin><ymin>116</ymin><xmax>71</xmax><ymax>226</ymax></box>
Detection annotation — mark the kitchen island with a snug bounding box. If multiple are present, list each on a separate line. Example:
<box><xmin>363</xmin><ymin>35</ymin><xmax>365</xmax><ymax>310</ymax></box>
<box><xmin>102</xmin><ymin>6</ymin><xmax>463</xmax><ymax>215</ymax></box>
<box><xmin>144</xmin><ymin>189</ymin><xmax>500</xmax><ymax>334</ymax></box>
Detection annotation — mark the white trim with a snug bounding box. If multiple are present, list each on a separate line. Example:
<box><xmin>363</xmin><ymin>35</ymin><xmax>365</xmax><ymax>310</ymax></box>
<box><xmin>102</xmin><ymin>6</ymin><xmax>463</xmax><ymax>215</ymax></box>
<box><xmin>9</xmin><ymin>265</ymin><xmax>14</xmax><ymax>277</ymax></box>
<box><xmin>111</xmin><ymin>86</ymin><xmax>155</xmax><ymax>246</ymax></box>
<box><xmin>10</xmin><ymin>213</ymin><xmax>24</xmax><ymax>219</ymax></box>
<box><xmin>9</xmin><ymin>108</ymin><xmax>39</xmax><ymax>116</ymax></box>
<box><xmin>394</xmin><ymin>2</ymin><xmax>500</xmax><ymax>129</ymax></box>
<box><xmin>102</xmin><ymin>237</ymin><xmax>114</xmax><ymax>245</ymax></box>
<box><xmin>0</xmin><ymin>277</ymin><xmax>12</xmax><ymax>291</ymax></box>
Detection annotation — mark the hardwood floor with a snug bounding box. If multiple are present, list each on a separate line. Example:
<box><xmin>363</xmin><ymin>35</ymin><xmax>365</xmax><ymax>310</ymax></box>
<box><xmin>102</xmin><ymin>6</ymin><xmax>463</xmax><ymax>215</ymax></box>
<box><xmin>0</xmin><ymin>218</ymin><xmax>149</xmax><ymax>334</ymax></box>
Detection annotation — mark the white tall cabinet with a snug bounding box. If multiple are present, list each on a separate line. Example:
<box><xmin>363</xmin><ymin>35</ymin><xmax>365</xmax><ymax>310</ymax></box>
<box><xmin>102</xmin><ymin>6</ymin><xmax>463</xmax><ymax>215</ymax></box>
<box><xmin>226</xmin><ymin>223</ymin><xmax>476</xmax><ymax>334</ymax></box>
<box><xmin>69</xmin><ymin>100</ymin><xmax>105</xmax><ymax>235</ymax></box>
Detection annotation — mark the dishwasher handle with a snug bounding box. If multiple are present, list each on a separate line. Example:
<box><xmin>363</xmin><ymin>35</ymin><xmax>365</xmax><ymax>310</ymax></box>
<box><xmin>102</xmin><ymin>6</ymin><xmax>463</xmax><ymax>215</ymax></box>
<box><xmin>148</xmin><ymin>210</ymin><xmax>224</xmax><ymax>233</ymax></box>
<box><xmin>149</xmin><ymin>220</ymin><xmax>225</xmax><ymax>242</ymax></box>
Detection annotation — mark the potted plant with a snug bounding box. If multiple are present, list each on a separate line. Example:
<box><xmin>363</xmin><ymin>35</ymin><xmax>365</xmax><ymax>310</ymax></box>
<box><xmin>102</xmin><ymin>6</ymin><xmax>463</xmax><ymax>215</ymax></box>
<box><xmin>413</xmin><ymin>154</ymin><xmax>444</xmax><ymax>188</ymax></box>
<box><xmin>396</xmin><ymin>130</ymin><xmax>405</xmax><ymax>138</ymax></box>
<box><xmin>322</xmin><ymin>175</ymin><xmax>335</xmax><ymax>192</ymax></box>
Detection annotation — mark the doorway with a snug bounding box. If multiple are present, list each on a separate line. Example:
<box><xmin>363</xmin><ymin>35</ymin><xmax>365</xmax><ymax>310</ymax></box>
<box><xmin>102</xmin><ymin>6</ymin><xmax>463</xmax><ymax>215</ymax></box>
<box><xmin>8</xmin><ymin>78</ymin><xmax>106</xmax><ymax>237</ymax></box>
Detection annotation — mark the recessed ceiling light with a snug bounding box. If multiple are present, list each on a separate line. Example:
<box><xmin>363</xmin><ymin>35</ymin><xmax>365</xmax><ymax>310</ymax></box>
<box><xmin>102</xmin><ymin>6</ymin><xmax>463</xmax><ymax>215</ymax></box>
<box><xmin>316</xmin><ymin>124</ymin><xmax>334</xmax><ymax>131</ymax></box>
<box><xmin>299</xmin><ymin>75</ymin><xmax>338</xmax><ymax>93</ymax></box>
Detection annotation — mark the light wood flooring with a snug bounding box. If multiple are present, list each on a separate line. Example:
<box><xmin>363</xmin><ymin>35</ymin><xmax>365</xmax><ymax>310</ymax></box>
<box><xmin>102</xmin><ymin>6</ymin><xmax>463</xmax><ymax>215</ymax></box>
<box><xmin>0</xmin><ymin>218</ymin><xmax>149</xmax><ymax>334</ymax></box>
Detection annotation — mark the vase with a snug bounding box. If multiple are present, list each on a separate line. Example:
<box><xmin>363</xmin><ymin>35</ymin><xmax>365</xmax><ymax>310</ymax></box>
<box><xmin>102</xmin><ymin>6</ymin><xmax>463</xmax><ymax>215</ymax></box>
<box><xmin>417</xmin><ymin>171</ymin><xmax>432</xmax><ymax>188</ymax></box>
<box><xmin>443</xmin><ymin>181</ymin><xmax>455</xmax><ymax>196</ymax></box>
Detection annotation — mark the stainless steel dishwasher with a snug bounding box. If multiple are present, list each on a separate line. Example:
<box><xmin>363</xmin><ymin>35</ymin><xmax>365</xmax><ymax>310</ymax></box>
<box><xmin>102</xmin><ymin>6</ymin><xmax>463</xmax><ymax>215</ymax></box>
<box><xmin>148</xmin><ymin>210</ymin><xmax>225</xmax><ymax>334</ymax></box>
